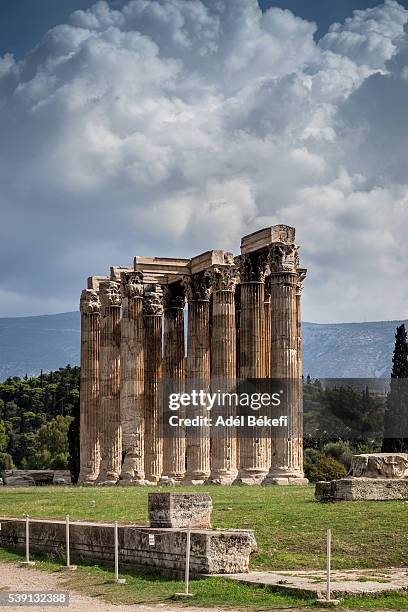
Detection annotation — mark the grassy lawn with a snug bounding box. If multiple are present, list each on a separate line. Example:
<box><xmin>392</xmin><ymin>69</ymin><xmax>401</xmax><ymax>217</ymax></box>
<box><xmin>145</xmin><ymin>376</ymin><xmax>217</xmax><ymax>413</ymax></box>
<box><xmin>0</xmin><ymin>484</ymin><xmax>407</xmax><ymax>571</ymax></box>
<box><xmin>0</xmin><ymin>485</ymin><xmax>407</xmax><ymax>610</ymax></box>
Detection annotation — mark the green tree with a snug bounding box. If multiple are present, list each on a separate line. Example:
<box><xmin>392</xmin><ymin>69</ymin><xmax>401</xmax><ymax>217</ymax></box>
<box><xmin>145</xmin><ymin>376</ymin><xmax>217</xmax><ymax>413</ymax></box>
<box><xmin>382</xmin><ymin>324</ymin><xmax>408</xmax><ymax>452</ymax></box>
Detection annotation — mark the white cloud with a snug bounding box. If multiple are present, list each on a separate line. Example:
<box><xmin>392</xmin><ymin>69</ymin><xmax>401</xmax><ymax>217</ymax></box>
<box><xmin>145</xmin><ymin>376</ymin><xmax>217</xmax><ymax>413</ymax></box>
<box><xmin>0</xmin><ymin>0</ymin><xmax>408</xmax><ymax>322</ymax></box>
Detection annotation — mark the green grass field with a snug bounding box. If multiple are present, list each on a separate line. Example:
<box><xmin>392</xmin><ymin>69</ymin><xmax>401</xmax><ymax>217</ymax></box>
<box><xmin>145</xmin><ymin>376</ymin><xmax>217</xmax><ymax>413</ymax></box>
<box><xmin>0</xmin><ymin>484</ymin><xmax>407</xmax><ymax>610</ymax></box>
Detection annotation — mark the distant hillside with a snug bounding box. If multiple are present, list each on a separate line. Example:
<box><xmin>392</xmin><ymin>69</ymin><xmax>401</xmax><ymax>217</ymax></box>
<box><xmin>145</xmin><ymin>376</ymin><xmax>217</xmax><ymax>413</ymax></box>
<box><xmin>0</xmin><ymin>312</ymin><xmax>405</xmax><ymax>380</ymax></box>
<box><xmin>302</xmin><ymin>320</ymin><xmax>407</xmax><ymax>378</ymax></box>
<box><xmin>0</xmin><ymin>312</ymin><xmax>80</xmax><ymax>380</ymax></box>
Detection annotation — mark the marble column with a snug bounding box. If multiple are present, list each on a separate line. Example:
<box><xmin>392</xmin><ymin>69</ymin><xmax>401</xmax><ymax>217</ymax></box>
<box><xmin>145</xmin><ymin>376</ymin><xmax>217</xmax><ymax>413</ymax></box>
<box><xmin>264</xmin><ymin>244</ymin><xmax>308</xmax><ymax>484</ymax></box>
<box><xmin>184</xmin><ymin>272</ymin><xmax>211</xmax><ymax>484</ymax></box>
<box><xmin>119</xmin><ymin>272</ymin><xmax>146</xmax><ymax>483</ymax></box>
<box><xmin>236</xmin><ymin>252</ymin><xmax>269</xmax><ymax>484</ymax></box>
<box><xmin>162</xmin><ymin>282</ymin><xmax>186</xmax><ymax>480</ymax></box>
<box><xmin>143</xmin><ymin>285</ymin><xmax>164</xmax><ymax>483</ymax></box>
<box><xmin>208</xmin><ymin>266</ymin><xmax>238</xmax><ymax>484</ymax></box>
<box><xmin>97</xmin><ymin>281</ymin><xmax>122</xmax><ymax>485</ymax></box>
<box><xmin>264</xmin><ymin>276</ymin><xmax>272</xmax><ymax>379</ymax></box>
<box><xmin>79</xmin><ymin>289</ymin><xmax>101</xmax><ymax>484</ymax></box>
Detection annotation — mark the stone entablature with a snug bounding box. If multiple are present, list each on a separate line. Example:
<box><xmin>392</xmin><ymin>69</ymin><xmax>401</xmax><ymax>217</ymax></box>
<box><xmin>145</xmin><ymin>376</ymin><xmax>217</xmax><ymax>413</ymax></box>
<box><xmin>79</xmin><ymin>225</ymin><xmax>307</xmax><ymax>486</ymax></box>
<box><xmin>351</xmin><ymin>453</ymin><xmax>408</xmax><ymax>479</ymax></box>
<box><xmin>316</xmin><ymin>453</ymin><xmax>408</xmax><ymax>502</ymax></box>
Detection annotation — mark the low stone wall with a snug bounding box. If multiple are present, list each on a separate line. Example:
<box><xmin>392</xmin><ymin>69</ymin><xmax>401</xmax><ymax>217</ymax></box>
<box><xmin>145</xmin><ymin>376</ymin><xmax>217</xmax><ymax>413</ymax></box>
<box><xmin>1</xmin><ymin>470</ymin><xmax>71</xmax><ymax>486</ymax></box>
<box><xmin>316</xmin><ymin>478</ymin><xmax>408</xmax><ymax>502</ymax></box>
<box><xmin>0</xmin><ymin>518</ymin><xmax>256</xmax><ymax>576</ymax></box>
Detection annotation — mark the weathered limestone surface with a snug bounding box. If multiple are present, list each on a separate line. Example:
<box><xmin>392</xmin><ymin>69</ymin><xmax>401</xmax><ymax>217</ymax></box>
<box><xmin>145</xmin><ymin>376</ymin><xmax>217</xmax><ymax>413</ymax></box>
<box><xmin>208</xmin><ymin>262</ymin><xmax>238</xmax><ymax>484</ymax></box>
<box><xmin>162</xmin><ymin>283</ymin><xmax>186</xmax><ymax>480</ymax></box>
<box><xmin>316</xmin><ymin>478</ymin><xmax>408</xmax><ymax>501</ymax></box>
<box><xmin>148</xmin><ymin>493</ymin><xmax>212</xmax><ymax>528</ymax></box>
<box><xmin>144</xmin><ymin>285</ymin><xmax>164</xmax><ymax>483</ymax></box>
<box><xmin>236</xmin><ymin>251</ymin><xmax>269</xmax><ymax>484</ymax></box>
<box><xmin>351</xmin><ymin>453</ymin><xmax>408</xmax><ymax>478</ymax></box>
<box><xmin>264</xmin><ymin>241</ymin><xmax>307</xmax><ymax>485</ymax></box>
<box><xmin>120</xmin><ymin>272</ymin><xmax>146</xmax><ymax>483</ymax></box>
<box><xmin>184</xmin><ymin>271</ymin><xmax>212</xmax><ymax>484</ymax></box>
<box><xmin>1</xmin><ymin>470</ymin><xmax>71</xmax><ymax>486</ymax></box>
<box><xmin>97</xmin><ymin>281</ymin><xmax>122</xmax><ymax>485</ymax></box>
<box><xmin>79</xmin><ymin>289</ymin><xmax>101</xmax><ymax>484</ymax></box>
<box><xmin>0</xmin><ymin>518</ymin><xmax>256</xmax><ymax>576</ymax></box>
<box><xmin>80</xmin><ymin>224</ymin><xmax>307</xmax><ymax>487</ymax></box>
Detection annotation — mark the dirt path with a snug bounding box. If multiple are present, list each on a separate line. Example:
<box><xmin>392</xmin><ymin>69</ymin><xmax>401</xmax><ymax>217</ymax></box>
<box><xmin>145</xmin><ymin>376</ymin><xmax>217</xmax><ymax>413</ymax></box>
<box><xmin>0</xmin><ymin>562</ymin><xmax>227</xmax><ymax>612</ymax></box>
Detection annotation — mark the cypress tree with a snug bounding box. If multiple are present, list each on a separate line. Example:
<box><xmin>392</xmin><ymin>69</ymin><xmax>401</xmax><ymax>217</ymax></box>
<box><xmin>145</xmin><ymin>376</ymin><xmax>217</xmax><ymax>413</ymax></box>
<box><xmin>382</xmin><ymin>324</ymin><xmax>408</xmax><ymax>452</ymax></box>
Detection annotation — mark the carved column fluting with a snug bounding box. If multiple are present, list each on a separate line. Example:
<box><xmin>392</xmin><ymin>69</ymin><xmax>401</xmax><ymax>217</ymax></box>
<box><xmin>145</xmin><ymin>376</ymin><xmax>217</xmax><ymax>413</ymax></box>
<box><xmin>143</xmin><ymin>286</ymin><xmax>164</xmax><ymax>483</ymax></box>
<box><xmin>184</xmin><ymin>272</ymin><xmax>211</xmax><ymax>484</ymax></box>
<box><xmin>295</xmin><ymin>269</ymin><xmax>307</xmax><ymax>477</ymax></box>
<box><xmin>236</xmin><ymin>252</ymin><xmax>269</xmax><ymax>484</ymax></box>
<box><xmin>264</xmin><ymin>244</ymin><xmax>308</xmax><ymax>484</ymax></box>
<box><xmin>79</xmin><ymin>289</ymin><xmax>101</xmax><ymax>484</ymax></box>
<box><xmin>119</xmin><ymin>272</ymin><xmax>146</xmax><ymax>483</ymax></box>
<box><xmin>208</xmin><ymin>266</ymin><xmax>238</xmax><ymax>483</ymax></box>
<box><xmin>264</xmin><ymin>276</ymin><xmax>272</xmax><ymax>379</ymax></box>
<box><xmin>162</xmin><ymin>283</ymin><xmax>186</xmax><ymax>480</ymax></box>
<box><xmin>97</xmin><ymin>281</ymin><xmax>122</xmax><ymax>484</ymax></box>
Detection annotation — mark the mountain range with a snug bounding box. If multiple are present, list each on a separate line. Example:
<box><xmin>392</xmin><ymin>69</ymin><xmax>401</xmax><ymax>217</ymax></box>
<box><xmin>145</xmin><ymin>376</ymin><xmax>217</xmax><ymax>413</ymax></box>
<box><xmin>0</xmin><ymin>311</ymin><xmax>405</xmax><ymax>380</ymax></box>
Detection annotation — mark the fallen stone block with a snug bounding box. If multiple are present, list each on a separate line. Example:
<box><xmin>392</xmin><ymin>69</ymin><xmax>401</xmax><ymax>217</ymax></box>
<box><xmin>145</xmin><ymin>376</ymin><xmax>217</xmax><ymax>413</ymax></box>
<box><xmin>148</xmin><ymin>492</ymin><xmax>212</xmax><ymax>528</ymax></box>
<box><xmin>315</xmin><ymin>477</ymin><xmax>408</xmax><ymax>501</ymax></box>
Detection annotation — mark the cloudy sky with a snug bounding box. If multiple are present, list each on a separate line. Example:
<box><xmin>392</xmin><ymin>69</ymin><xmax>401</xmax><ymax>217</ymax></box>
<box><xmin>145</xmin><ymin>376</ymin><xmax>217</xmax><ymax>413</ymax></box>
<box><xmin>1</xmin><ymin>0</ymin><xmax>408</xmax><ymax>323</ymax></box>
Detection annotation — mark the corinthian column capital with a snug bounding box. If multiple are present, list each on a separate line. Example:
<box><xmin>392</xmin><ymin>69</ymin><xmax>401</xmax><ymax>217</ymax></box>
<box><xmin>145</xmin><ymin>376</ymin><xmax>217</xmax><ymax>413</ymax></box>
<box><xmin>206</xmin><ymin>266</ymin><xmax>238</xmax><ymax>293</ymax></box>
<box><xmin>121</xmin><ymin>271</ymin><xmax>144</xmax><ymax>300</ymax></box>
<box><xmin>268</xmin><ymin>243</ymin><xmax>299</xmax><ymax>274</ymax></box>
<box><xmin>143</xmin><ymin>285</ymin><xmax>163</xmax><ymax>316</ymax></box>
<box><xmin>235</xmin><ymin>251</ymin><xmax>268</xmax><ymax>283</ymax></box>
<box><xmin>80</xmin><ymin>289</ymin><xmax>101</xmax><ymax>315</ymax></box>
<box><xmin>163</xmin><ymin>282</ymin><xmax>186</xmax><ymax>310</ymax></box>
<box><xmin>182</xmin><ymin>271</ymin><xmax>212</xmax><ymax>303</ymax></box>
<box><xmin>296</xmin><ymin>268</ymin><xmax>307</xmax><ymax>295</ymax></box>
<box><xmin>99</xmin><ymin>281</ymin><xmax>121</xmax><ymax>311</ymax></box>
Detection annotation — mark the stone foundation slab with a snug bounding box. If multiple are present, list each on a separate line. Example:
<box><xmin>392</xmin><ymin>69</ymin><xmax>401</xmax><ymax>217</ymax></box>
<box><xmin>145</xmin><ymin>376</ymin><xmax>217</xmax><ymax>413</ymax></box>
<box><xmin>0</xmin><ymin>518</ymin><xmax>256</xmax><ymax>576</ymax></box>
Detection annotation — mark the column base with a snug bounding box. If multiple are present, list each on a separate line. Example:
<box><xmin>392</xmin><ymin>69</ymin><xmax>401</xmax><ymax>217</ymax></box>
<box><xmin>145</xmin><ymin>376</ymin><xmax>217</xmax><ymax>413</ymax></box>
<box><xmin>206</xmin><ymin>470</ymin><xmax>238</xmax><ymax>485</ymax></box>
<box><xmin>117</xmin><ymin>479</ymin><xmax>149</xmax><ymax>486</ymax></box>
<box><xmin>263</xmin><ymin>472</ymin><xmax>309</xmax><ymax>486</ymax></box>
<box><xmin>96</xmin><ymin>480</ymin><xmax>118</xmax><ymax>486</ymax></box>
<box><xmin>183</xmin><ymin>475</ymin><xmax>207</xmax><ymax>485</ymax></box>
<box><xmin>235</xmin><ymin>469</ymin><xmax>268</xmax><ymax>485</ymax></box>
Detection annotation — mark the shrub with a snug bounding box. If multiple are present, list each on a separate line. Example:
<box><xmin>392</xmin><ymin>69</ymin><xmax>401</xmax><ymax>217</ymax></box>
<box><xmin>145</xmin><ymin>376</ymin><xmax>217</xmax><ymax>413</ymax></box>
<box><xmin>322</xmin><ymin>440</ymin><xmax>353</xmax><ymax>470</ymax></box>
<box><xmin>305</xmin><ymin>454</ymin><xmax>347</xmax><ymax>482</ymax></box>
<box><xmin>0</xmin><ymin>452</ymin><xmax>14</xmax><ymax>471</ymax></box>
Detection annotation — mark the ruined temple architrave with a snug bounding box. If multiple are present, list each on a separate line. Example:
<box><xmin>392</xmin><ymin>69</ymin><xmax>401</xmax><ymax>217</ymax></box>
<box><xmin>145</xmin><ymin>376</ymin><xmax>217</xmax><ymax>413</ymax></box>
<box><xmin>79</xmin><ymin>225</ymin><xmax>308</xmax><ymax>486</ymax></box>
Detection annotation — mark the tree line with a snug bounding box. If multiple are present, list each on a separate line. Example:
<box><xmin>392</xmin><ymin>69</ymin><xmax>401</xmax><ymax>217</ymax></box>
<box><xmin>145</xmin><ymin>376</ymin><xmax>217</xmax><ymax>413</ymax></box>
<box><xmin>0</xmin><ymin>325</ymin><xmax>407</xmax><ymax>482</ymax></box>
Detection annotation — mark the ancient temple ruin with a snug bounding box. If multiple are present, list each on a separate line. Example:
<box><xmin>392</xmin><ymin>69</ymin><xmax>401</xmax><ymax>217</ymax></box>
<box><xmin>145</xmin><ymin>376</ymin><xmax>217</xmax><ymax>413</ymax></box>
<box><xmin>79</xmin><ymin>225</ymin><xmax>308</xmax><ymax>486</ymax></box>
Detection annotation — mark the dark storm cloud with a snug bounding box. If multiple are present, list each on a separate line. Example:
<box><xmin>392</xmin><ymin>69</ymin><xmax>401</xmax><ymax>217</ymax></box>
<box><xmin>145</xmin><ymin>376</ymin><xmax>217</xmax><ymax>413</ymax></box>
<box><xmin>0</xmin><ymin>0</ymin><xmax>407</xmax><ymax>321</ymax></box>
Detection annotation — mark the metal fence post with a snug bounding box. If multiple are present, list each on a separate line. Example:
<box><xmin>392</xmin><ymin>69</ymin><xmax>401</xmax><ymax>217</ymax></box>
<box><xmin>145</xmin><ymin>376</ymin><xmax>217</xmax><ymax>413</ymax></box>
<box><xmin>175</xmin><ymin>526</ymin><xmax>193</xmax><ymax>597</ymax></box>
<box><xmin>60</xmin><ymin>515</ymin><xmax>77</xmax><ymax>571</ymax></box>
<box><xmin>326</xmin><ymin>528</ymin><xmax>331</xmax><ymax>602</ymax></box>
<box><xmin>20</xmin><ymin>514</ymin><xmax>35</xmax><ymax>566</ymax></box>
<box><xmin>112</xmin><ymin>520</ymin><xmax>126</xmax><ymax>584</ymax></box>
